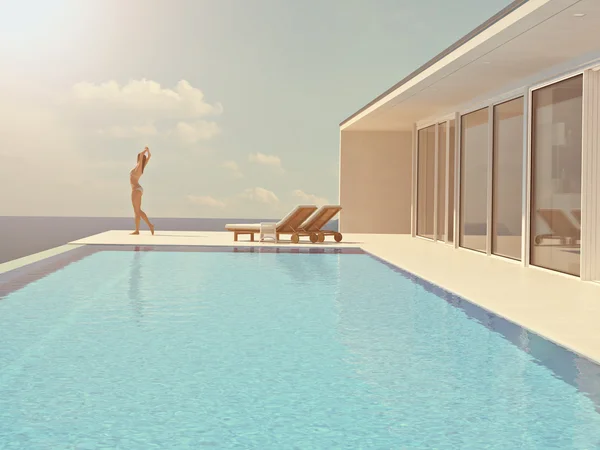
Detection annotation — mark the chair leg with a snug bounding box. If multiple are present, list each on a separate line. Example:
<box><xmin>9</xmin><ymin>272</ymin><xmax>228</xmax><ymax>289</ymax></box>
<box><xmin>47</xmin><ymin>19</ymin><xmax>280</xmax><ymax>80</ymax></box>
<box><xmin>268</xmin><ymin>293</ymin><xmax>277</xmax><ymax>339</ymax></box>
<box><xmin>234</xmin><ymin>232</ymin><xmax>238</xmax><ymax>242</ymax></box>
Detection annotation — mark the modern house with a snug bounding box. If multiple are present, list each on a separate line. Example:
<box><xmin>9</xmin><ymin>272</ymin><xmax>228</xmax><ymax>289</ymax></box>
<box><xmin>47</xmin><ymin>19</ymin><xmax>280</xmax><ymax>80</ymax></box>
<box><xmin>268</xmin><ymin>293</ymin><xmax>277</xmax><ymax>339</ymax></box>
<box><xmin>339</xmin><ymin>0</ymin><xmax>600</xmax><ymax>283</ymax></box>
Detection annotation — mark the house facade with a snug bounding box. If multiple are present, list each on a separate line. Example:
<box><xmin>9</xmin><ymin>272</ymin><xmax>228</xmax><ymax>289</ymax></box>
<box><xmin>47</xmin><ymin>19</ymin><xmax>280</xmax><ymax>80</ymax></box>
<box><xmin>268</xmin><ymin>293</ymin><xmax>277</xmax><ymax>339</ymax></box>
<box><xmin>339</xmin><ymin>0</ymin><xmax>600</xmax><ymax>282</ymax></box>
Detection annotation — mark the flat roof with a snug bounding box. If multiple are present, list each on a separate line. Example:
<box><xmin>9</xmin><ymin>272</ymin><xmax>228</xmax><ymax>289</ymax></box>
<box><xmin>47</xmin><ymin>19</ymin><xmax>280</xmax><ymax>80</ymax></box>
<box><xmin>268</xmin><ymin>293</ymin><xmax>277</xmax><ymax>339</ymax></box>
<box><xmin>339</xmin><ymin>0</ymin><xmax>530</xmax><ymax>127</ymax></box>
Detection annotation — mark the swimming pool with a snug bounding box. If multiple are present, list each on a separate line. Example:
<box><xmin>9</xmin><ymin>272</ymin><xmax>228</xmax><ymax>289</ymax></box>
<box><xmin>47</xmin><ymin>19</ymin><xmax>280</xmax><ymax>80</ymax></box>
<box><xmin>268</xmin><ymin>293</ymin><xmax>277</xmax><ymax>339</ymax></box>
<box><xmin>1</xmin><ymin>245</ymin><xmax>599</xmax><ymax>449</ymax></box>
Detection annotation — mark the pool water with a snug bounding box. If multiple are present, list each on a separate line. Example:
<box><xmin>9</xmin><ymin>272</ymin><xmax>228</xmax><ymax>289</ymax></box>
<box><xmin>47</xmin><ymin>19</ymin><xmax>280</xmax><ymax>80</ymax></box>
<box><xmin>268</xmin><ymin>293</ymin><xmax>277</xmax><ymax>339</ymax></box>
<box><xmin>1</xmin><ymin>248</ymin><xmax>600</xmax><ymax>449</ymax></box>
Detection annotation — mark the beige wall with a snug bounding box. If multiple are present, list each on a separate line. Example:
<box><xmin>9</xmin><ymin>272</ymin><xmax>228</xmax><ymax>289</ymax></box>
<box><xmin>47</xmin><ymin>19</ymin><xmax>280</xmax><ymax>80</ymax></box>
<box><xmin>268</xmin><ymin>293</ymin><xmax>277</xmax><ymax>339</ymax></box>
<box><xmin>339</xmin><ymin>130</ymin><xmax>412</xmax><ymax>234</ymax></box>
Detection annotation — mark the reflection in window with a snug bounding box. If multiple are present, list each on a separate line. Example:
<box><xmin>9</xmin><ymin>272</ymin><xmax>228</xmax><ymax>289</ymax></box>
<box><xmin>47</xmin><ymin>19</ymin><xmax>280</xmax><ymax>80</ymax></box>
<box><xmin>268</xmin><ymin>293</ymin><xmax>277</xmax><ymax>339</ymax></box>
<box><xmin>448</xmin><ymin>120</ymin><xmax>456</xmax><ymax>243</ymax></box>
<box><xmin>530</xmin><ymin>75</ymin><xmax>582</xmax><ymax>276</ymax></box>
<box><xmin>492</xmin><ymin>97</ymin><xmax>524</xmax><ymax>260</ymax></box>
<box><xmin>417</xmin><ymin>125</ymin><xmax>436</xmax><ymax>239</ymax></box>
<box><xmin>460</xmin><ymin>108</ymin><xmax>489</xmax><ymax>252</ymax></box>
<box><xmin>437</xmin><ymin>122</ymin><xmax>447</xmax><ymax>241</ymax></box>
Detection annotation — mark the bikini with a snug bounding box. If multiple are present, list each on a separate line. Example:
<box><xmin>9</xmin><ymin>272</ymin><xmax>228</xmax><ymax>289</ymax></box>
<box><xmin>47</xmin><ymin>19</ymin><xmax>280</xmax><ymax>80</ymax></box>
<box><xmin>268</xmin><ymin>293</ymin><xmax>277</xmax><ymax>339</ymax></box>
<box><xmin>130</xmin><ymin>168</ymin><xmax>143</xmax><ymax>194</ymax></box>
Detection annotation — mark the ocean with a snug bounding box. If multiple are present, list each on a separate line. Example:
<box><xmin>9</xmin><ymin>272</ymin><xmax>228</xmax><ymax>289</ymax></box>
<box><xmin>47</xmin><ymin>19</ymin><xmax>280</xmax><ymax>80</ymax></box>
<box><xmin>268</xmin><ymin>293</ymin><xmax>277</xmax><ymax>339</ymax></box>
<box><xmin>0</xmin><ymin>216</ymin><xmax>339</xmax><ymax>264</ymax></box>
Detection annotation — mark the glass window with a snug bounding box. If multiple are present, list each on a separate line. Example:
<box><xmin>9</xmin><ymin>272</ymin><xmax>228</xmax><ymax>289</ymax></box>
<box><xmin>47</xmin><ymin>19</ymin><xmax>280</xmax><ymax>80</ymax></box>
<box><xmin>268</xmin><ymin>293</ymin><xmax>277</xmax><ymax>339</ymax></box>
<box><xmin>460</xmin><ymin>108</ymin><xmax>489</xmax><ymax>252</ymax></box>
<box><xmin>448</xmin><ymin>120</ymin><xmax>456</xmax><ymax>243</ymax></box>
<box><xmin>417</xmin><ymin>125</ymin><xmax>436</xmax><ymax>239</ymax></box>
<box><xmin>437</xmin><ymin>122</ymin><xmax>447</xmax><ymax>241</ymax></box>
<box><xmin>492</xmin><ymin>97</ymin><xmax>524</xmax><ymax>260</ymax></box>
<box><xmin>530</xmin><ymin>75</ymin><xmax>582</xmax><ymax>276</ymax></box>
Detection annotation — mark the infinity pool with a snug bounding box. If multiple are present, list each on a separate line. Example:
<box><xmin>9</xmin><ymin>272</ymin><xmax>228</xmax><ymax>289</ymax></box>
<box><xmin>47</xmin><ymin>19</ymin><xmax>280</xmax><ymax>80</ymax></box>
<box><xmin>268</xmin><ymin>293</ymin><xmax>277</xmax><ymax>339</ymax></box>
<box><xmin>0</xmin><ymin>246</ymin><xmax>599</xmax><ymax>449</ymax></box>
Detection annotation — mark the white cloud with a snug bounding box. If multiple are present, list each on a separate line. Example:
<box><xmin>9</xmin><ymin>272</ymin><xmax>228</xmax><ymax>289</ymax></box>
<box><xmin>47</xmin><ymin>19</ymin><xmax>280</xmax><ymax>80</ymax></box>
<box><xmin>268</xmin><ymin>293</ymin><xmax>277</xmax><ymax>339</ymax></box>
<box><xmin>292</xmin><ymin>189</ymin><xmax>330</xmax><ymax>207</ymax></box>
<box><xmin>174</xmin><ymin>120</ymin><xmax>220</xmax><ymax>144</ymax></box>
<box><xmin>187</xmin><ymin>194</ymin><xmax>226</xmax><ymax>208</ymax></box>
<box><xmin>97</xmin><ymin>123</ymin><xmax>159</xmax><ymax>138</ymax></box>
<box><xmin>95</xmin><ymin>119</ymin><xmax>220</xmax><ymax>144</ymax></box>
<box><xmin>248</xmin><ymin>152</ymin><xmax>283</xmax><ymax>172</ymax></box>
<box><xmin>70</xmin><ymin>79</ymin><xmax>223</xmax><ymax>144</ymax></box>
<box><xmin>72</xmin><ymin>79</ymin><xmax>223</xmax><ymax>119</ymax></box>
<box><xmin>240</xmin><ymin>187</ymin><xmax>279</xmax><ymax>204</ymax></box>
<box><xmin>222</xmin><ymin>160</ymin><xmax>243</xmax><ymax>178</ymax></box>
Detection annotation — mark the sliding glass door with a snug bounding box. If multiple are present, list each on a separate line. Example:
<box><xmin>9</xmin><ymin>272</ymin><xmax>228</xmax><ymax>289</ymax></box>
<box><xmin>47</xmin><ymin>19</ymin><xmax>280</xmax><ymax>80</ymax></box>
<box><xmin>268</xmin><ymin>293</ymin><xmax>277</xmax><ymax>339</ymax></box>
<box><xmin>530</xmin><ymin>75</ymin><xmax>583</xmax><ymax>276</ymax></box>
<box><xmin>413</xmin><ymin>70</ymin><xmax>598</xmax><ymax>281</ymax></box>
<box><xmin>437</xmin><ymin>123</ymin><xmax>447</xmax><ymax>241</ymax></box>
<box><xmin>447</xmin><ymin>120</ymin><xmax>456</xmax><ymax>244</ymax></box>
<box><xmin>492</xmin><ymin>97</ymin><xmax>524</xmax><ymax>260</ymax></box>
<box><xmin>460</xmin><ymin>108</ymin><xmax>489</xmax><ymax>252</ymax></box>
<box><xmin>417</xmin><ymin>125</ymin><xmax>436</xmax><ymax>239</ymax></box>
<box><xmin>416</xmin><ymin>120</ymin><xmax>456</xmax><ymax>242</ymax></box>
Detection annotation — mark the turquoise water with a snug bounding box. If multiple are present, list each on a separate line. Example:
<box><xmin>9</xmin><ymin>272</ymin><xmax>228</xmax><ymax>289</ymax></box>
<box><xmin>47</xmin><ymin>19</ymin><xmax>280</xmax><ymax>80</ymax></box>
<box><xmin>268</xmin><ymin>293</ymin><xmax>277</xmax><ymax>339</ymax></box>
<box><xmin>1</xmin><ymin>249</ymin><xmax>600</xmax><ymax>449</ymax></box>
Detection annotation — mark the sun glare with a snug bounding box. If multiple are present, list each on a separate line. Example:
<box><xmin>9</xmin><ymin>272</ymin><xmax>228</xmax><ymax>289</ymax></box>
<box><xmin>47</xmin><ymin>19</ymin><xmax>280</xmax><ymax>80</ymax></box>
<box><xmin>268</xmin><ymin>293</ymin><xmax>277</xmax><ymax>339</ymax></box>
<box><xmin>1</xmin><ymin>0</ymin><xmax>81</xmax><ymax>55</ymax></box>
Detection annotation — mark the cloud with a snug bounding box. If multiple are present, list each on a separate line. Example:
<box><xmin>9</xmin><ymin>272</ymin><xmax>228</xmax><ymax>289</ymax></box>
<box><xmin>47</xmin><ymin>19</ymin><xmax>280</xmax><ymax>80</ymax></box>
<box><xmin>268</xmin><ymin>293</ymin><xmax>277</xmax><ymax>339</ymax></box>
<box><xmin>97</xmin><ymin>123</ymin><xmax>159</xmax><ymax>139</ymax></box>
<box><xmin>174</xmin><ymin>120</ymin><xmax>221</xmax><ymax>144</ymax></box>
<box><xmin>248</xmin><ymin>152</ymin><xmax>283</xmax><ymax>172</ymax></box>
<box><xmin>72</xmin><ymin>79</ymin><xmax>223</xmax><ymax>119</ymax></box>
<box><xmin>96</xmin><ymin>119</ymin><xmax>220</xmax><ymax>144</ymax></box>
<box><xmin>69</xmin><ymin>79</ymin><xmax>223</xmax><ymax>144</ymax></box>
<box><xmin>187</xmin><ymin>194</ymin><xmax>226</xmax><ymax>208</ymax></box>
<box><xmin>240</xmin><ymin>187</ymin><xmax>279</xmax><ymax>204</ymax></box>
<box><xmin>292</xmin><ymin>189</ymin><xmax>330</xmax><ymax>207</ymax></box>
<box><xmin>222</xmin><ymin>160</ymin><xmax>243</xmax><ymax>178</ymax></box>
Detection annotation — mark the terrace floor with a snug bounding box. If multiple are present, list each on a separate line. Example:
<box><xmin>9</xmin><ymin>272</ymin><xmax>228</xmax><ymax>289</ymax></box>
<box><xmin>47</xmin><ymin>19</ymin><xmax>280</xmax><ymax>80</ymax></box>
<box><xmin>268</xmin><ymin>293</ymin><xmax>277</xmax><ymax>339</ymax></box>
<box><xmin>1</xmin><ymin>229</ymin><xmax>599</xmax><ymax>365</ymax></box>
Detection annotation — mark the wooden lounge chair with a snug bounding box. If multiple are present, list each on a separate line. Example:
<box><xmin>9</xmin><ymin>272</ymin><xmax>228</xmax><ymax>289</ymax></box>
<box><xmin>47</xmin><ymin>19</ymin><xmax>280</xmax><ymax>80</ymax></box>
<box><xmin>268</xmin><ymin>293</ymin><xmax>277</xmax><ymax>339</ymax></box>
<box><xmin>534</xmin><ymin>208</ymin><xmax>580</xmax><ymax>245</ymax></box>
<box><xmin>296</xmin><ymin>205</ymin><xmax>343</xmax><ymax>243</ymax></box>
<box><xmin>572</xmin><ymin>209</ymin><xmax>581</xmax><ymax>224</ymax></box>
<box><xmin>225</xmin><ymin>205</ymin><xmax>317</xmax><ymax>242</ymax></box>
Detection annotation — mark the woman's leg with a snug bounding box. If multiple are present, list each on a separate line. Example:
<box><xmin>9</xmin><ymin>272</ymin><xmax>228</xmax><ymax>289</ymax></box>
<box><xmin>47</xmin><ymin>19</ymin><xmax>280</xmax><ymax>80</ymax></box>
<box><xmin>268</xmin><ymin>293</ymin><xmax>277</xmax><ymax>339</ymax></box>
<box><xmin>138</xmin><ymin>208</ymin><xmax>154</xmax><ymax>235</ymax></box>
<box><xmin>132</xmin><ymin>190</ymin><xmax>154</xmax><ymax>235</ymax></box>
<box><xmin>131</xmin><ymin>190</ymin><xmax>142</xmax><ymax>234</ymax></box>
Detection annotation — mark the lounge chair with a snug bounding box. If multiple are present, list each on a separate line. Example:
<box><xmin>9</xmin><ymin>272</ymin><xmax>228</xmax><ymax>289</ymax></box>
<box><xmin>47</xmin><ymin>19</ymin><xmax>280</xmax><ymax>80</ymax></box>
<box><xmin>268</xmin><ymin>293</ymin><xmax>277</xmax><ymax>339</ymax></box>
<box><xmin>534</xmin><ymin>208</ymin><xmax>580</xmax><ymax>245</ymax></box>
<box><xmin>296</xmin><ymin>205</ymin><xmax>343</xmax><ymax>243</ymax></box>
<box><xmin>225</xmin><ymin>205</ymin><xmax>318</xmax><ymax>242</ymax></box>
<box><xmin>572</xmin><ymin>209</ymin><xmax>581</xmax><ymax>224</ymax></box>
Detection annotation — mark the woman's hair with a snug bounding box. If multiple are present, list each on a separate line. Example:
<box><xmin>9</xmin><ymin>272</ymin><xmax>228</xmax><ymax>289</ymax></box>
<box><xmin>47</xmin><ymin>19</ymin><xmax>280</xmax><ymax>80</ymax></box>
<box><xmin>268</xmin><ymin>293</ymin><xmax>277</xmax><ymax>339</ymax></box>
<box><xmin>138</xmin><ymin>153</ymin><xmax>148</xmax><ymax>173</ymax></box>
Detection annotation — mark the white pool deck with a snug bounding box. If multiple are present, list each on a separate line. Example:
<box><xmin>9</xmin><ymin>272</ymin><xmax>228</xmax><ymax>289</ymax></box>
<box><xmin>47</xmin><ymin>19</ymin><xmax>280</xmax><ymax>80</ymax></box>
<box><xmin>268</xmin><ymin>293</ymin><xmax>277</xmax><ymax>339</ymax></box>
<box><xmin>1</xmin><ymin>229</ymin><xmax>600</xmax><ymax>365</ymax></box>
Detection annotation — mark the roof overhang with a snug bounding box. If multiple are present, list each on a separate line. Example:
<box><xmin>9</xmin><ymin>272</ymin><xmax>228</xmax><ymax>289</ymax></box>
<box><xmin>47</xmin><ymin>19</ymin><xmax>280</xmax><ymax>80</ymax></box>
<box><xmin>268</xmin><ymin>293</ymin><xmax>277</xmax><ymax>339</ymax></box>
<box><xmin>341</xmin><ymin>0</ymin><xmax>600</xmax><ymax>131</ymax></box>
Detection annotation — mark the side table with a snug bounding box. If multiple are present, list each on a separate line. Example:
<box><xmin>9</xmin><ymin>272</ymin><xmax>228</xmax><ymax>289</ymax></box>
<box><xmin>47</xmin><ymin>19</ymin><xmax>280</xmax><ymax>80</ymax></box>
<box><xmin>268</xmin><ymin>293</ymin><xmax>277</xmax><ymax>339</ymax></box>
<box><xmin>259</xmin><ymin>223</ymin><xmax>278</xmax><ymax>242</ymax></box>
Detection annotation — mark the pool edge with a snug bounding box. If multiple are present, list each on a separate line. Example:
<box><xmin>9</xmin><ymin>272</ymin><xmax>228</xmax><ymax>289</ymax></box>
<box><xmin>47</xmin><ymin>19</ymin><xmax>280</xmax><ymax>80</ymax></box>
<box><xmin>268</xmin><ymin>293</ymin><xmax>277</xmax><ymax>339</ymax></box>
<box><xmin>0</xmin><ymin>244</ymin><xmax>85</xmax><ymax>275</ymax></box>
<box><xmin>360</xmin><ymin>248</ymin><xmax>600</xmax><ymax>368</ymax></box>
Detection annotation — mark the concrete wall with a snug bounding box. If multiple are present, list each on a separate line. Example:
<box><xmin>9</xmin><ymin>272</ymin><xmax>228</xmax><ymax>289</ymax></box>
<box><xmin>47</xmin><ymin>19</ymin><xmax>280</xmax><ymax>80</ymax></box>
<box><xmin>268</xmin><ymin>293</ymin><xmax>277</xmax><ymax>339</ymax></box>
<box><xmin>339</xmin><ymin>130</ymin><xmax>412</xmax><ymax>234</ymax></box>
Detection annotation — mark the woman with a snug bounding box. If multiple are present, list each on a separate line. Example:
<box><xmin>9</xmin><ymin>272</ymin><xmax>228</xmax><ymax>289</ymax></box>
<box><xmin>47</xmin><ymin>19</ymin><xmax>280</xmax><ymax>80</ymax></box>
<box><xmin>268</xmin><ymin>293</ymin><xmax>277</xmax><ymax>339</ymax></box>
<box><xmin>130</xmin><ymin>147</ymin><xmax>155</xmax><ymax>235</ymax></box>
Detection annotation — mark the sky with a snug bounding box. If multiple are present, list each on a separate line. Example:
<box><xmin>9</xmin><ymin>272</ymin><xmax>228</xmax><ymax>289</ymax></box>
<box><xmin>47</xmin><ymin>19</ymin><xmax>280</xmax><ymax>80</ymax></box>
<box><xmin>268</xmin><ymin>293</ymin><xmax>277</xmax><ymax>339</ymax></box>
<box><xmin>0</xmin><ymin>0</ymin><xmax>513</xmax><ymax>218</ymax></box>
